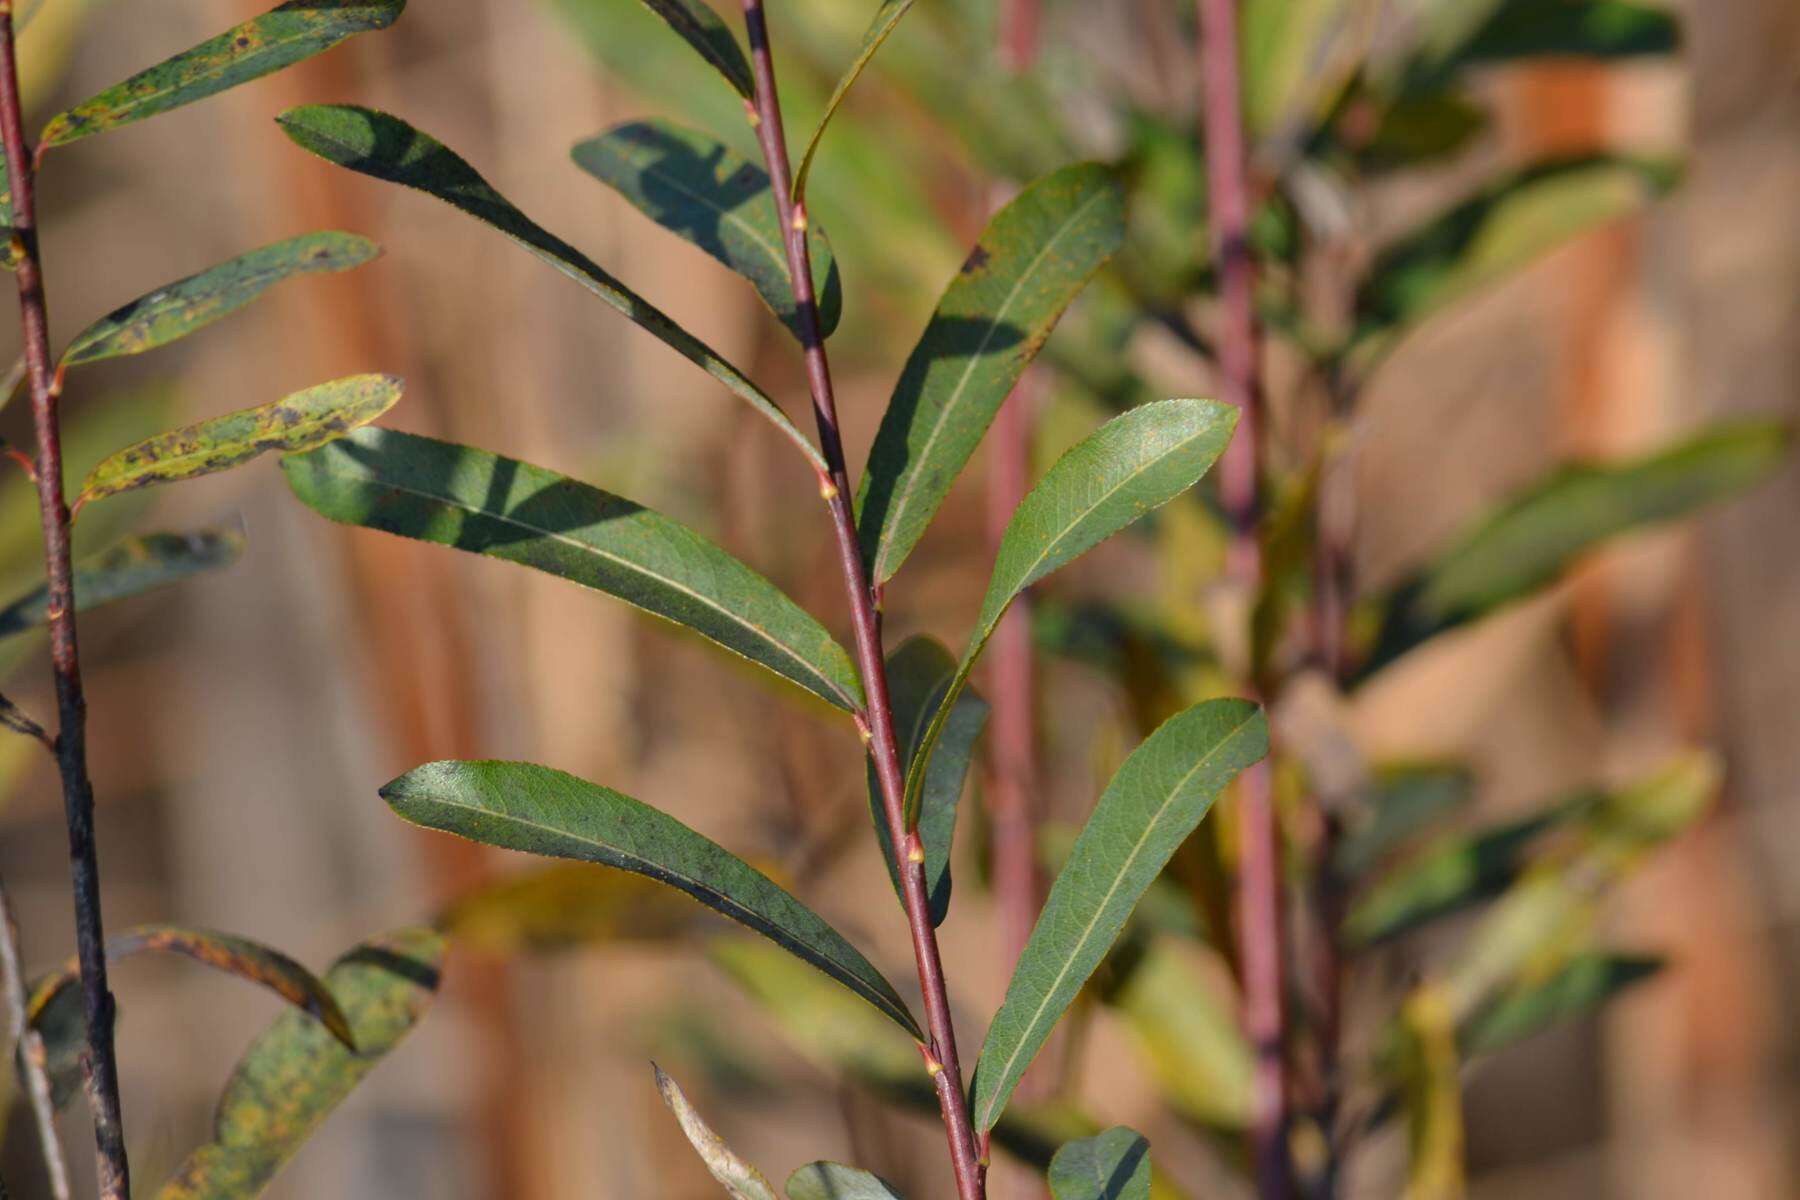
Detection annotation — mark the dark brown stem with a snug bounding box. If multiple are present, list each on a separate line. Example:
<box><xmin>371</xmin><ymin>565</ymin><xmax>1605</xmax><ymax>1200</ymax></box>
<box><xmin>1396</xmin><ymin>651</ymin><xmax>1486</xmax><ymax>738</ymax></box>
<box><xmin>1198</xmin><ymin>0</ymin><xmax>1288</xmax><ymax>1195</ymax></box>
<box><xmin>736</xmin><ymin>4</ymin><xmax>985</xmax><ymax>1197</ymax></box>
<box><xmin>0</xmin><ymin>7</ymin><xmax>130</xmax><ymax>1197</ymax></box>
<box><xmin>0</xmin><ymin>877</ymin><xmax>72</xmax><ymax>1200</ymax></box>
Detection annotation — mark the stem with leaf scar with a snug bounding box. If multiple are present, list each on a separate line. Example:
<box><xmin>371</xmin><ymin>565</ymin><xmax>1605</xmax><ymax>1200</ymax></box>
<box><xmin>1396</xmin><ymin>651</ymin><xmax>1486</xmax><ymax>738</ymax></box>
<box><xmin>0</xmin><ymin>5</ymin><xmax>131</xmax><ymax>1197</ymax></box>
<box><xmin>1198</xmin><ymin>0</ymin><xmax>1290</xmax><ymax>1195</ymax></box>
<box><xmin>737</xmin><ymin>3</ymin><xmax>987</xmax><ymax>1197</ymax></box>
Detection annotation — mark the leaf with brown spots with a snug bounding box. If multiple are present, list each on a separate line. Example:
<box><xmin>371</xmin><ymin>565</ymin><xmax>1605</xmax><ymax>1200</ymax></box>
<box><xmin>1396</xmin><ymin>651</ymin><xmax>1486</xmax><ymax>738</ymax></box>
<box><xmin>856</xmin><ymin>163</ymin><xmax>1126</xmax><ymax>584</ymax></box>
<box><xmin>76</xmin><ymin>373</ymin><xmax>400</xmax><ymax>509</ymax></box>
<box><xmin>28</xmin><ymin>926</ymin><xmax>355</xmax><ymax>1063</ymax></box>
<box><xmin>153</xmin><ymin>927</ymin><xmax>445</xmax><ymax>1200</ymax></box>
<box><xmin>0</xmin><ymin>527</ymin><xmax>244</xmax><ymax>639</ymax></box>
<box><xmin>37</xmin><ymin>0</ymin><xmax>405</xmax><ymax>149</ymax></box>
<box><xmin>61</xmin><ymin>232</ymin><xmax>381</xmax><ymax>369</ymax></box>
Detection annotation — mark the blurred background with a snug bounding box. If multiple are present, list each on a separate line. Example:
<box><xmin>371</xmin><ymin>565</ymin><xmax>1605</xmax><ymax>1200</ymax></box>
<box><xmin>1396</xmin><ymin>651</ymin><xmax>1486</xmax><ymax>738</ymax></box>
<box><xmin>0</xmin><ymin>0</ymin><xmax>1796</xmax><ymax>1196</ymax></box>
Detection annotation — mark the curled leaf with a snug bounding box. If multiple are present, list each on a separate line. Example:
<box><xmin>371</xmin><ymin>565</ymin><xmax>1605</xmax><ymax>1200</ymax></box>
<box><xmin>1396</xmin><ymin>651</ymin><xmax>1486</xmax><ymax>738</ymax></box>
<box><xmin>791</xmin><ymin>0</ymin><xmax>918</xmax><ymax>204</ymax></box>
<box><xmin>652</xmin><ymin>1064</ymin><xmax>779</xmax><ymax>1200</ymax></box>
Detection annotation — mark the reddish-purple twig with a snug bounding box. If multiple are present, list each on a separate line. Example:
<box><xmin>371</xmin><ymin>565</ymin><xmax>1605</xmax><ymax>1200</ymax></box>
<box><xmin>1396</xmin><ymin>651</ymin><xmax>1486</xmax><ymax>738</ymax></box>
<box><xmin>0</xmin><ymin>6</ymin><xmax>130</xmax><ymax>1196</ymax></box>
<box><xmin>737</xmin><ymin>4</ymin><xmax>986</xmax><ymax>1196</ymax></box>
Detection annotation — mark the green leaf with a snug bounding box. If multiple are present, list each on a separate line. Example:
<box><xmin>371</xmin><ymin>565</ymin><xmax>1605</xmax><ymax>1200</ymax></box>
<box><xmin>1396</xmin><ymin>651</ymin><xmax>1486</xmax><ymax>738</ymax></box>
<box><xmin>78</xmin><ymin>373</ymin><xmax>399</xmax><ymax>508</ymax></box>
<box><xmin>1047</xmin><ymin>1127</ymin><xmax>1152</xmax><ymax>1200</ymax></box>
<box><xmin>1365</xmin><ymin>421</ymin><xmax>1788</xmax><ymax>674</ymax></box>
<box><xmin>652</xmin><ymin>1064</ymin><xmax>779</xmax><ymax>1200</ymax></box>
<box><xmin>28</xmin><ymin>925</ymin><xmax>354</xmax><ymax>1055</ymax></box>
<box><xmin>1463</xmin><ymin>951</ymin><xmax>1660</xmax><ymax>1057</ymax></box>
<box><xmin>275</xmin><ymin>104</ymin><xmax>825</xmax><ymax>472</ymax></box>
<box><xmin>858</xmin><ymin>163</ymin><xmax>1127</xmax><ymax>585</ymax></box>
<box><xmin>571</xmin><ymin>119</ymin><xmax>842</xmax><ymax>340</ymax></box>
<box><xmin>1353</xmin><ymin>156</ymin><xmax>1678</xmax><ymax>361</ymax></box>
<box><xmin>1344</xmin><ymin>806</ymin><xmax>1571</xmax><ymax>947</ymax></box>
<box><xmin>1334</xmin><ymin>763</ymin><xmax>1475</xmax><ymax>879</ymax></box>
<box><xmin>61</xmin><ymin>232</ymin><xmax>380</xmax><ymax>368</ymax></box>
<box><xmin>1403</xmin><ymin>0</ymin><xmax>1679</xmax><ymax>96</ymax></box>
<box><xmin>437</xmin><ymin>862</ymin><xmax>698</xmax><ymax>954</ymax></box>
<box><xmin>866</xmin><ymin>636</ymin><xmax>987</xmax><ymax>925</ymax></box>
<box><xmin>790</xmin><ymin>0</ymin><xmax>917</xmax><ymax>204</ymax></box>
<box><xmin>284</xmin><ymin>428</ymin><xmax>860</xmax><ymax>709</ymax></box>
<box><xmin>786</xmin><ymin>1162</ymin><xmax>905</xmax><ymax>1200</ymax></box>
<box><xmin>381</xmin><ymin>759</ymin><xmax>920</xmax><ymax>1038</ymax></box>
<box><xmin>39</xmin><ymin>0</ymin><xmax>404</xmax><ymax>149</ymax></box>
<box><xmin>0</xmin><ymin>527</ymin><xmax>244</xmax><ymax>639</ymax></box>
<box><xmin>971</xmin><ymin>699</ymin><xmax>1268</xmax><ymax>1132</ymax></box>
<box><xmin>633</xmin><ymin>0</ymin><xmax>754</xmax><ymax>99</ymax></box>
<box><xmin>904</xmin><ymin>399</ymin><xmax>1238</xmax><ymax>827</ymax></box>
<box><xmin>153</xmin><ymin>927</ymin><xmax>444</xmax><ymax>1200</ymax></box>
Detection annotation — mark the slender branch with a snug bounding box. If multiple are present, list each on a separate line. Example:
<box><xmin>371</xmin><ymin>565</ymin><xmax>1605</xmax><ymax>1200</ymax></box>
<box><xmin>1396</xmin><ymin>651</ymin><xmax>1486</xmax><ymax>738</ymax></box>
<box><xmin>0</xmin><ymin>7</ymin><xmax>131</xmax><ymax>1197</ymax></box>
<box><xmin>0</xmin><ymin>877</ymin><xmax>72</xmax><ymax>1200</ymax></box>
<box><xmin>735</xmin><ymin>5</ymin><xmax>986</xmax><ymax>1197</ymax></box>
<box><xmin>1197</xmin><ymin>0</ymin><xmax>1289</xmax><ymax>1195</ymax></box>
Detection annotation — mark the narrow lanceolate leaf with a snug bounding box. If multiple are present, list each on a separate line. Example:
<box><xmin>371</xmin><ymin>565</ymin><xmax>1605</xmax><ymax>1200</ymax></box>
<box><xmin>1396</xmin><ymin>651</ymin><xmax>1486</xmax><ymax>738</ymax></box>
<box><xmin>858</xmin><ymin>163</ymin><xmax>1127</xmax><ymax>584</ymax></box>
<box><xmin>38</xmin><ymin>0</ymin><xmax>405</xmax><ymax>149</ymax></box>
<box><xmin>0</xmin><ymin>528</ymin><xmax>244</xmax><ymax>639</ymax></box>
<box><xmin>791</xmin><ymin>0</ymin><xmax>918</xmax><ymax>204</ymax></box>
<box><xmin>634</xmin><ymin>0</ymin><xmax>754</xmax><ymax>99</ymax></box>
<box><xmin>652</xmin><ymin>1065</ymin><xmax>779</xmax><ymax>1200</ymax></box>
<box><xmin>971</xmin><ymin>700</ymin><xmax>1269</xmax><ymax>1132</ymax></box>
<box><xmin>1365</xmin><ymin>421</ymin><xmax>1788</xmax><ymax>675</ymax></box>
<box><xmin>1352</xmin><ymin>156</ymin><xmax>1677</xmax><ymax>359</ymax></box>
<box><xmin>906</xmin><ymin>400</ymin><xmax>1238</xmax><ymax>827</ymax></box>
<box><xmin>572</xmin><ymin>120</ymin><xmax>842</xmax><ymax>340</ymax></box>
<box><xmin>28</xmin><ymin>926</ymin><xmax>354</xmax><ymax>1053</ymax></box>
<box><xmin>787</xmin><ymin>1162</ymin><xmax>905</xmax><ymax>1200</ymax></box>
<box><xmin>867</xmin><ymin>636</ymin><xmax>988</xmax><ymax>922</ymax></box>
<box><xmin>78</xmin><ymin>374</ymin><xmax>399</xmax><ymax>508</ymax></box>
<box><xmin>275</xmin><ymin>104</ymin><xmax>825</xmax><ymax>473</ymax></box>
<box><xmin>284</xmin><ymin>428</ymin><xmax>861</xmax><ymax>709</ymax></box>
<box><xmin>154</xmin><ymin>928</ymin><xmax>444</xmax><ymax>1200</ymax></box>
<box><xmin>61</xmin><ymin>232</ymin><xmax>380</xmax><ymax>368</ymax></box>
<box><xmin>1047</xmin><ymin>1127</ymin><xmax>1152</xmax><ymax>1200</ymax></box>
<box><xmin>1461</xmin><ymin>952</ymin><xmax>1661</xmax><ymax>1057</ymax></box>
<box><xmin>381</xmin><ymin>760</ymin><xmax>920</xmax><ymax>1037</ymax></box>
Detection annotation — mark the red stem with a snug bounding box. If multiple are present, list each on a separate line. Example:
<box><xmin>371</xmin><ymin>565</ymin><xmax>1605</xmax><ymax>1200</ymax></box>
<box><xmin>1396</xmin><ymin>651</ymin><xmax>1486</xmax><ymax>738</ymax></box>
<box><xmin>0</xmin><ymin>7</ymin><xmax>131</xmax><ymax>1197</ymax></box>
<box><xmin>1197</xmin><ymin>0</ymin><xmax>1289</xmax><ymax>1194</ymax></box>
<box><xmin>736</xmin><ymin>5</ymin><xmax>986</xmax><ymax>1197</ymax></box>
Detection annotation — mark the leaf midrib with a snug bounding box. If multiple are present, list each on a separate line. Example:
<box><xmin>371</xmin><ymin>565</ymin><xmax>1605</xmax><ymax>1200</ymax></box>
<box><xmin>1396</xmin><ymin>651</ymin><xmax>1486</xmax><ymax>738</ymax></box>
<box><xmin>978</xmin><ymin>709</ymin><xmax>1258</xmax><ymax>1128</ymax></box>
<box><xmin>331</xmin><ymin>456</ymin><xmax>857</xmax><ymax>709</ymax></box>
<box><xmin>875</xmin><ymin>184</ymin><xmax>1114</xmax><ymax>579</ymax></box>
<box><xmin>403</xmin><ymin>788</ymin><xmax>912</xmax><ymax>1031</ymax></box>
<box><xmin>98</xmin><ymin>403</ymin><xmax>350</xmax><ymax>489</ymax></box>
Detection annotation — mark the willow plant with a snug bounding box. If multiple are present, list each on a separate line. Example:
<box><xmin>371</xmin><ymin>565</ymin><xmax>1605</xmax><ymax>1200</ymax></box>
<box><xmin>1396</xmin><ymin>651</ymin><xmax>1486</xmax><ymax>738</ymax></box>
<box><xmin>1</xmin><ymin>4</ymin><xmax>446</xmax><ymax>1200</ymax></box>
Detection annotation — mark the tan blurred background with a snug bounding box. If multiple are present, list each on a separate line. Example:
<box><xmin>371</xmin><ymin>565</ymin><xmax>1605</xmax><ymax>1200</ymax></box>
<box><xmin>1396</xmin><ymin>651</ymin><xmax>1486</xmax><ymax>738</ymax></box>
<box><xmin>0</xmin><ymin>1</ymin><xmax>1796</xmax><ymax>1197</ymax></box>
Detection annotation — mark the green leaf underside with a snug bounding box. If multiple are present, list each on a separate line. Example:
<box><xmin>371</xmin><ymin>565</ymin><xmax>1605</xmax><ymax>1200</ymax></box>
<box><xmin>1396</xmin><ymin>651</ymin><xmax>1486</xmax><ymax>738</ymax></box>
<box><xmin>1047</xmin><ymin>1127</ymin><xmax>1152</xmax><ymax>1200</ymax></box>
<box><xmin>868</xmin><ymin>635</ymin><xmax>988</xmax><ymax>920</ymax></box>
<box><xmin>971</xmin><ymin>699</ymin><xmax>1269</xmax><ymax>1132</ymax></box>
<box><xmin>791</xmin><ymin>0</ymin><xmax>918</xmax><ymax>204</ymax></box>
<box><xmin>1367</xmin><ymin>421</ymin><xmax>1788</xmax><ymax>674</ymax></box>
<box><xmin>284</xmin><ymin>428</ymin><xmax>859</xmax><ymax>708</ymax></box>
<box><xmin>572</xmin><ymin>120</ymin><xmax>842</xmax><ymax>340</ymax></box>
<box><xmin>40</xmin><ymin>0</ymin><xmax>405</xmax><ymax>149</ymax></box>
<box><xmin>653</xmin><ymin>1064</ymin><xmax>779</xmax><ymax>1200</ymax></box>
<box><xmin>380</xmin><ymin>759</ymin><xmax>921</xmax><ymax>1038</ymax></box>
<box><xmin>62</xmin><ymin>232</ymin><xmax>380</xmax><ymax>368</ymax></box>
<box><xmin>154</xmin><ymin>927</ymin><xmax>444</xmax><ymax>1200</ymax></box>
<box><xmin>858</xmin><ymin>163</ymin><xmax>1127</xmax><ymax>585</ymax></box>
<box><xmin>275</xmin><ymin>104</ymin><xmax>825</xmax><ymax>473</ymax></box>
<box><xmin>786</xmin><ymin>1162</ymin><xmax>905</xmax><ymax>1200</ymax></box>
<box><xmin>1354</xmin><ymin>156</ymin><xmax>1677</xmax><ymax>355</ymax></box>
<box><xmin>904</xmin><ymin>399</ymin><xmax>1237</xmax><ymax>827</ymax></box>
<box><xmin>29</xmin><ymin>925</ymin><xmax>353</xmax><ymax>1053</ymax></box>
<box><xmin>634</xmin><ymin>0</ymin><xmax>754</xmax><ymax>99</ymax></box>
<box><xmin>0</xmin><ymin>528</ymin><xmax>244</xmax><ymax>639</ymax></box>
<box><xmin>1462</xmin><ymin>952</ymin><xmax>1661</xmax><ymax>1057</ymax></box>
<box><xmin>80</xmin><ymin>373</ymin><xmax>399</xmax><ymax>506</ymax></box>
